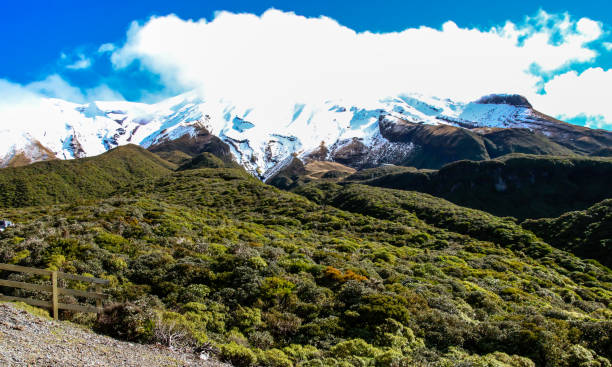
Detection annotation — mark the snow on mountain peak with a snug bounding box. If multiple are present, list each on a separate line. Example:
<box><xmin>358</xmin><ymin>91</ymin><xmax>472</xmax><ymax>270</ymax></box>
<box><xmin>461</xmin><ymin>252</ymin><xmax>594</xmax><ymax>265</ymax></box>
<box><xmin>0</xmin><ymin>91</ymin><xmax>562</xmax><ymax>175</ymax></box>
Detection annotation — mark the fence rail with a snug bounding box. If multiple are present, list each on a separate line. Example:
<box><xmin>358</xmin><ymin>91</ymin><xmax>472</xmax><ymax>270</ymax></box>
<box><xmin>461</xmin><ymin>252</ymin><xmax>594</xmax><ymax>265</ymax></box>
<box><xmin>0</xmin><ymin>263</ymin><xmax>109</xmax><ymax>319</ymax></box>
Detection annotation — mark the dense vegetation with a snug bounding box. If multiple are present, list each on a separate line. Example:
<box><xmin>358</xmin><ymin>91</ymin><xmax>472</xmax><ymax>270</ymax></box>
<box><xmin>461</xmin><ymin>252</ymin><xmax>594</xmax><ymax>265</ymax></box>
<box><xmin>523</xmin><ymin>199</ymin><xmax>612</xmax><ymax>268</ymax></box>
<box><xmin>296</xmin><ymin>182</ymin><xmax>549</xmax><ymax>257</ymax></box>
<box><xmin>342</xmin><ymin>154</ymin><xmax>612</xmax><ymax>220</ymax></box>
<box><xmin>266</xmin><ymin>157</ymin><xmax>308</xmax><ymax>190</ymax></box>
<box><xmin>0</xmin><ymin>145</ymin><xmax>174</xmax><ymax>208</ymax></box>
<box><xmin>0</xmin><ymin>150</ymin><xmax>611</xmax><ymax>366</ymax></box>
<box><xmin>178</xmin><ymin>152</ymin><xmax>242</xmax><ymax>171</ymax></box>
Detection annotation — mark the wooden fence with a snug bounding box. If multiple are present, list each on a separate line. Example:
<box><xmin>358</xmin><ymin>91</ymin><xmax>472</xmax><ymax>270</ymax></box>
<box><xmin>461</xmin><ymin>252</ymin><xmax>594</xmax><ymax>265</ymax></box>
<box><xmin>0</xmin><ymin>263</ymin><xmax>109</xmax><ymax>319</ymax></box>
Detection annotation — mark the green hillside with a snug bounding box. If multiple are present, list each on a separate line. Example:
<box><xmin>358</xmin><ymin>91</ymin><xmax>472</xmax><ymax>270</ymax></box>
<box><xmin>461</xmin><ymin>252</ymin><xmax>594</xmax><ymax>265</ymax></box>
<box><xmin>178</xmin><ymin>152</ymin><xmax>243</xmax><ymax>171</ymax></box>
<box><xmin>523</xmin><ymin>199</ymin><xmax>612</xmax><ymax>268</ymax></box>
<box><xmin>1</xmin><ymin>163</ymin><xmax>611</xmax><ymax>366</ymax></box>
<box><xmin>344</xmin><ymin>154</ymin><xmax>612</xmax><ymax>220</ymax></box>
<box><xmin>296</xmin><ymin>182</ymin><xmax>550</xmax><ymax>256</ymax></box>
<box><xmin>0</xmin><ymin>145</ymin><xmax>174</xmax><ymax>208</ymax></box>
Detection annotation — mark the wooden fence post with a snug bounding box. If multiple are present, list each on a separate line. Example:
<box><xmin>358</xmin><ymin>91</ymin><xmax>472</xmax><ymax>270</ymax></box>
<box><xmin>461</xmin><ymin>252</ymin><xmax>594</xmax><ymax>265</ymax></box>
<box><xmin>95</xmin><ymin>283</ymin><xmax>102</xmax><ymax>321</ymax></box>
<box><xmin>0</xmin><ymin>263</ymin><xmax>109</xmax><ymax>317</ymax></box>
<box><xmin>51</xmin><ymin>271</ymin><xmax>58</xmax><ymax>320</ymax></box>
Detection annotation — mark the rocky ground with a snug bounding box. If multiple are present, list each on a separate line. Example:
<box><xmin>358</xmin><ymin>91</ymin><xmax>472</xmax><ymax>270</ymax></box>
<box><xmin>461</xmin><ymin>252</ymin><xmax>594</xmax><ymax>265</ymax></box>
<box><xmin>0</xmin><ymin>302</ymin><xmax>228</xmax><ymax>367</ymax></box>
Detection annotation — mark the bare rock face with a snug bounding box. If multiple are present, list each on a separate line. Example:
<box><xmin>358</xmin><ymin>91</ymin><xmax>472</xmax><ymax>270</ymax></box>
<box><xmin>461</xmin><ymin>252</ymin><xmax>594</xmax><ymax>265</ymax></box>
<box><xmin>303</xmin><ymin>141</ymin><xmax>329</xmax><ymax>162</ymax></box>
<box><xmin>147</xmin><ymin>124</ymin><xmax>233</xmax><ymax>164</ymax></box>
<box><xmin>329</xmin><ymin>138</ymin><xmax>368</xmax><ymax>166</ymax></box>
<box><xmin>69</xmin><ymin>134</ymin><xmax>86</xmax><ymax>158</ymax></box>
<box><xmin>327</xmin><ymin>134</ymin><xmax>416</xmax><ymax>170</ymax></box>
<box><xmin>475</xmin><ymin>94</ymin><xmax>532</xmax><ymax>108</ymax></box>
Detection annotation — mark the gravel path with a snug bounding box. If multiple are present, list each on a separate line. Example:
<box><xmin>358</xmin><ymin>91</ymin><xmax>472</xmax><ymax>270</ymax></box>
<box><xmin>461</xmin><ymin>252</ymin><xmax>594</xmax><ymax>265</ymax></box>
<box><xmin>0</xmin><ymin>303</ymin><xmax>228</xmax><ymax>367</ymax></box>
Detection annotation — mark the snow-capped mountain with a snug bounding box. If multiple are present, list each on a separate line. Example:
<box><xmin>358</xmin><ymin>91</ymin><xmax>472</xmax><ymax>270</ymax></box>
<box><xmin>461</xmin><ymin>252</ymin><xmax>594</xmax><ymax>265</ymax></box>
<box><xmin>0</xmin><ymin>92</ymin><xmax>610</xmax><ymax>176</ymax></box>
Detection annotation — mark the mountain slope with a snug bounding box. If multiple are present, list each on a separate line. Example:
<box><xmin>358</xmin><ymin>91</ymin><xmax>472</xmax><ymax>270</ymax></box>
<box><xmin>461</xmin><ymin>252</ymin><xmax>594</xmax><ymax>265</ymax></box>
<box><xmin>373</xmin><ymin>115</ymin><xmax>580</xmax><ymax>169</ymax></box>
<box><xmin>479</xmin><ymin>127</ymin><xmax>576</xmax><ymax>157</ymax></box>
<box><xmin>2</xmin><ymin>92</ymin><xmax>611</xmax><ymax>177</ymax></box>
<box><xmin>177</xmin><ymin>152</ymin><xmax>242</xmax><ymax>171</ymax></box>
<box><xmin>376</xmin><ymin>118</ymin><xmax>491</xmax><ymax>169</ymax></box>
<box><xmin>0</xmin><ymin>144</ymin><xmax>174</xmax><ymax>208</ymax></box>
<box><xmin>341</xmin><ymin>154</ymin><xmax>612</xmax><ymax>220</ymax></box>
<box><xmin>147</xmin><ymin>122</ymin><xmax>235</xmax><ymax>165</ymax></box>
<box><xmin>296</xmin><ymin>181</ymin><xmax>612</xmax><ymax>268</ymax></box>
<box><xmin>295</xmin><ymin>182</ymin><xmax>550</xmax><ymax>257</ymax></box>
<box><xmin>522</xmin><ymin>199</ymin><xmax>612</xmax><ymax>268</ymax></box>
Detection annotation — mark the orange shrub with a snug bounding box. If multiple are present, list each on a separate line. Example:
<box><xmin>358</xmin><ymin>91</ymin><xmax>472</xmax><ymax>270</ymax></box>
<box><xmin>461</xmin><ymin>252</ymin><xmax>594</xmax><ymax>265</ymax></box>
<box><xmin>324</xmin><ymin>266</ymin><xmax>367</xmax><ymax>283</ymax></box>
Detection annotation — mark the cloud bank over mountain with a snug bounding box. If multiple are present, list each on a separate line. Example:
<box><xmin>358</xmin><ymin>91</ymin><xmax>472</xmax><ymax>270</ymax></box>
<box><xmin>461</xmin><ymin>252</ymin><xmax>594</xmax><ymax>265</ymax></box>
<box><xmin>1</xmin><ymin>9</ymin><xmax>612</xmax><ymax>129</ymax></box>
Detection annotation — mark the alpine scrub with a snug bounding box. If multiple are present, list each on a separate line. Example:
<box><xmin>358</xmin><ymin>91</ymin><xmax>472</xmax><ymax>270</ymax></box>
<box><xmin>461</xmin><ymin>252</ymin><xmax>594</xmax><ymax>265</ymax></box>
<box><xmin>1</xmin><ymin>159</ymin><xmax>611</xmax><ymax>366</ymax></box>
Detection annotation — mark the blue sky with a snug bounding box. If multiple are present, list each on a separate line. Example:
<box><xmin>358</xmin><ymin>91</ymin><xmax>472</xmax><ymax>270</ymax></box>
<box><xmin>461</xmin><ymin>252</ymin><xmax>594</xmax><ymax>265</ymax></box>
<box><xmin>4</xmin><ymin>0</ymin><xmax>612</xmax><ymax>82</ymax></box>
<box><xmin>2</xmin><ymin>0</ymin><xmax>612</xmax><ymax>129</ymax></box>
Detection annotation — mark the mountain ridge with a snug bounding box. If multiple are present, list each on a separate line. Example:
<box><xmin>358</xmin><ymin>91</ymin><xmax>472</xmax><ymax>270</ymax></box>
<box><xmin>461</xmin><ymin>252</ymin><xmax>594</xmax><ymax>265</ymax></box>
<box><xmin>0</xmin><ymin>144</ymin><xmax>174</xmax><ymax>208</ymax></box>
<box><xmin>268</xmin><ymin>153</ymin><xmax>612</xmax><ymax>221</ymax></box>
<box><xmin>345</xmin><ymin>154</ymin><xmax>612</xmax><ymax>219</ymax></box>
<box><xmin>2</xmin><ymin>92</ymin><xmax>610</xmax><ymax>177</ymax></box>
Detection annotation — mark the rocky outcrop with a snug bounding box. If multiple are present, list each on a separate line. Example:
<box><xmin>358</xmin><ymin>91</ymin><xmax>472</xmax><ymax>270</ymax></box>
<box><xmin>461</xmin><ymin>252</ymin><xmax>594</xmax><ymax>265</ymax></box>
<box><xmin>147</xmin><ymin>124</ymin><xmax>234</xmax><ymax>164</ymax></box>
<box><xmin>475</xmin><ymin>94</ymin><xmax>532</xmax><ymax>108</ymax></box>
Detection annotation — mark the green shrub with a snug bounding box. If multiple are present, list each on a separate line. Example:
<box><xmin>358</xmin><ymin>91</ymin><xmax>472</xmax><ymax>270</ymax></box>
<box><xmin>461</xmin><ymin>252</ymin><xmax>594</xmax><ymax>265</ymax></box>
<box><xmin>220</xmin><ymin>342</ymin><xmax>258</xmax><ymax>367</ymax></box>
<box><xmin>249</xmin><ymin>330</ymin><xmax>275</xmax><ymax>349</ymax></box>
<box><xmin>355</xmin><ymin>294</ymin><xmax>412</xmax><ymax>326</ymax></box>
<box><xmin>233</xmin><ymin>306</ymin><xmax>263</xmax><ymax>332</ymax></box>
<box><xmin>257</xmin><ymin>348</ymin><xmax>293</xmax><ymax>367</ymax></box>
<box><xmin>374</xmin><ymin>349</ymin><xmax>403</xmax><ymax>367</ymax></box>
<box><xmin>260</xmin><ymin>277</ymin><xmax>295</xmax><ymax>300</ymax></box>
<box><xmin>179</xmin><ymin>284</ymin><xmax>210</xmax><ymax>304</ymax></box>
<box><xmin>94</xmin><ymin>302</ymin><xmax>155</xmax><ymax>342</ymax></box>
<box><xmin>94</xmin><ymin>231</ymin><xmax>129</xmax><ymax>253</ymax></box>
<box><xmin>329</xmin><ymin>338</ymin><xmax>381</xmax><ymax>358</ymax></box>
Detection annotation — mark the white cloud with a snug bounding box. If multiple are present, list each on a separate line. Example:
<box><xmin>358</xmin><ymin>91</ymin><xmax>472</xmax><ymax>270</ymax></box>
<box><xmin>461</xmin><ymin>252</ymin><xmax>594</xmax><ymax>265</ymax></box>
<box><xmin>0</xmin><ymin>79</ymin><xmax>67</xmax><ymax>153</ymax></box>
<box><xmin>0</xmin><ymin>75</ymin><xmax>123</xmax><ymax>109</ymax></box>
<box><xmin>65</xmin><ymin>54</ymin><xmax>92</xmax><ymax>70</ymax></box>
<box><xmin>0</xmin><ymin>79</ymin><xmax>42</xmax><ymax>108</ymax></box>
<box><xmin>533</xmin><ymin>67</ymin><xmax>612</xmax><ymax>128</ymax></box>
<box><xmin>1</xmin><ymin>9</ymin><xmax>610</xmax><ymax>131</ymax></box>
<box><xmin>98</xmin><ymin>43</ymin><xmax>116</xmax><ymax>53</ymax></box>
<box><xmin>581</xmin><ymin>115</ymin><xmax>609</xmax><ymax>130</ymax></box>
<box><xmin>26</xmin><ymin>74</ymin><xmax>86</xmax><ymax>101</ymax></box>
<box><xmin>83</xmin><ymin>84</ymin><xmax>124</xmax><ymax>101</ymax></box>
<box><xmin>110</xmin><ymin>9</ymin><xmax>604</xmax><ymax>116</ymax></box>
<box><xmin>0</xmin><ymin>77</ymin><xmax>125</xmax><ymax>157</ymax></box>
